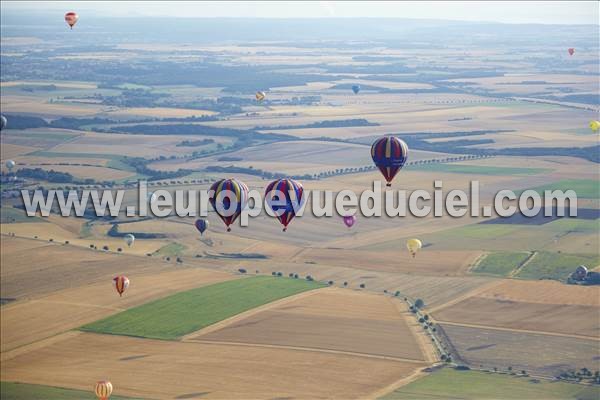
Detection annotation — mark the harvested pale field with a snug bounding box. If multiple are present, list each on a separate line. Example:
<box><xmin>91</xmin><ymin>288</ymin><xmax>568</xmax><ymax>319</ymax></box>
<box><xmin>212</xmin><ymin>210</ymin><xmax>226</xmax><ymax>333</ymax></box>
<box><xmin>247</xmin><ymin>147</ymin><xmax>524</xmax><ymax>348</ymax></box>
<box><xmin>440</xmin><ymin>324</ymin><xmax>600</xmax><ymax>378</ymax></box>
<box><xmin>294</xmin><ymin>248</ymin><xmax>481</xmax><ymax>276</ymax></box>
<box><xmin>24</xmin><ymin>164</ymin><xmax>135</xmax><ymax>180</ymax></box>
<box><xmin>103</xmin><ymin>107</ymin><xmax>217</xmax><ymax>118</ymax></box>
<box><xmin>1</xmin><ymin>331</ymin><xmax>425</xmax><ymax>400</ymax></box>
<box><xmin>190</xmin><ymin>288</ymin><xmax>429</xmax><ymax>361</ymax></box>
<box><xmin>1</xmin><ymin>264</ymin><xmax>233</xmax><ymax>352</ymax></box>
<box><xmin>432</xmin><ymin>280</ymin><xmax>600</xmax><ymax>338</ymax></box>
<box><xmin>0</xmin><ymin>143</ymin><xmax>39</xmax><ymax>160</ymax></box>
<box><xmin>0</xmin><ymin>95</ymin><xmax>103</xmax><ymax>117</ymax></box>
<box><xmin>1</xmin><ymin>81</ymin><xmax>98</xmax><ymax>90</ymax></box>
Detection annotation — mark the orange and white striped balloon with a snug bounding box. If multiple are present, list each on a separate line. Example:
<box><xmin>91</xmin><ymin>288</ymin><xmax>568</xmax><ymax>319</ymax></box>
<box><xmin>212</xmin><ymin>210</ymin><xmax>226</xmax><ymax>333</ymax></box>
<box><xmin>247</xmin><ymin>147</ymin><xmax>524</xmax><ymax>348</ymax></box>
<box><xmin>113</xmin><ymin>276</ymin><xmax>129</xmax><ymax>297</ymax></box>
<box><xmin>94</xmin><ymin>380</ymin><xmax>113</xmax><ymax>400</ymax></box>
<box><xmin>65</xmin><ymin>12</ymin><xmax>79</xmax><ymax>29</ymax></box>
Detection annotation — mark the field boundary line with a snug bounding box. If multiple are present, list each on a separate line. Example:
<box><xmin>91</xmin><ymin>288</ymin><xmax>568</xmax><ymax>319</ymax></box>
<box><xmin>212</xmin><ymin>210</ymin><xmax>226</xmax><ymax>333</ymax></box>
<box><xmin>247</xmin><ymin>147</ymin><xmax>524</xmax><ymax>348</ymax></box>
<box><xmin>26</xmin><ymin>299</ymin><xmax>126</xmax><ymax>312</ymax></box>
<box><xmin>509</xmin><ymin>251</ymin><xmax>537</xmax><ymax>278</ymax></box>
<box><xmin>180</xmin><ymin>286</ymin><xmax>328</xmax><ymax>340</ymax></box>
<box><xmin>467</xmin><ymin>252</ymin><xmax>488</xmax><ymax>274</ymax></box>
<box><xmin>427</xmin><ymin>280</ymin><xmax>503</xmax><ymax>314</ymax></box>
<box><xmin>1</xmin><ymin>331</ymin><xmax>81</xmax><ymax>362</ymax></box>
<box><xmin>390</xmin><ymin>298</ymin><xmax>438</xmax><ymax>364</ymax></box>
<box><xmin>184</xmin><ymin>339</ymin><xmax>428</xmax><ymax>365</ymax></box>
<box><xmin>437</xmin><ymin>320</ymin><xmax>600</xmax><ymax>341</ymax></box>
<box><xmin>366</xmin><ymin>366</ymin><xmax>430</xmax><ymax>400</ymax></box>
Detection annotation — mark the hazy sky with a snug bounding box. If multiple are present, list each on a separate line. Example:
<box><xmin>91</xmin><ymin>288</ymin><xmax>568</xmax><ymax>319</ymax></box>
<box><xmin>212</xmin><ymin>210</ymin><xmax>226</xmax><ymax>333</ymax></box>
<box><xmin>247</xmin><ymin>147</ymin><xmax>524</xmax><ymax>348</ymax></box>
<box><xmin>2</xmin><ymin>1</ymin><xmax>598</xmax><ymax>25</ymax></box>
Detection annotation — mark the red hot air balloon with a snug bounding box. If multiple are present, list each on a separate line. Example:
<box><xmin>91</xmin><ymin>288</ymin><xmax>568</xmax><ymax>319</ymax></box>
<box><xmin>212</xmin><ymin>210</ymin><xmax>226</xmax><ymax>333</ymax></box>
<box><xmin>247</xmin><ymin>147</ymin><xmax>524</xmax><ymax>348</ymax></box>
<box><xmin>343</xmin><ymin>215</ymin><xmax>356</xmax><ymax>228</ymax></box>
<box><xmin>209</xmin><ymin>178</ymin><xmax>249</xmax><ymax>232</ymax></box>
<box><xmin>371</xmin><ymin>136</ymin><xmax>409</xmax><ymax>187</ymax></box>
<box><xmin>568</xmin><ymin>48</ymin><xmax>575</xmax><ymax>56</ymax></box>
<box><xmin>65</xmin><ymin>12</ymin><xmax>79</xmax><ymax>29</ymax></box>
<box><xmin>113</xmin><ymin>276</ymin><xmax>129</xmax><ymax>297</ymax></box>
<box><xmin>265</xmin><ymin>178</ymin><xmax>304</xmax><ymax>232</ymax></box>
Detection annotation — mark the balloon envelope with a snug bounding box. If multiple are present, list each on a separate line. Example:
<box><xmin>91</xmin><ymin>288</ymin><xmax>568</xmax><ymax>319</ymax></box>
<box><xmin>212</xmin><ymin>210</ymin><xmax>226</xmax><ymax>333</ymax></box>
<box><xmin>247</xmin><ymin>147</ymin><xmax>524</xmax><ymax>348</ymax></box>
<box><xmin>265</xmin><ymin>178</ymin><xmax>304</xmax><ymax>231</ymax></box>
<box><xmin>0</xmin><ymin>115</ymin><xmax>6</xmax><ymax>130</ymax></box>
<box><xmin>195</xmin><ymin>218</ymin><xmax>209</xmax><ymax>235</ymax></box>
<box><xmin>209</xmin><ymin>178</ymin><xmax>249</xmax><ymax>231</ymax></box>
<box><xmin>568</xmin><ymin>48</ymin><xmax>575</xmax><ymax>56</ymax></box>
<box><xmin>124</xmin><ymin>234</ymin><xmax>135</xmax><ymax>247</ymax></box>
<box><xmin>371</xmin><ymin>136</ymin><xmax>409</xmax><ymax>186</ymax></box>
<box><xmin>351</xmin><ymin>85</ymin><xmax>360</xmax><ymax>94</ymax></box>
<box><xmin>6</xmin><ymin>160</ymin><xmax>15</xmax><ymax>170</ymax></box>
<box><xmin>94</xmin><ymin>380</ymin><xmax>113</xmax><ymax>400</ymax></box>
<box><xmin>406</xmin><ymin>239</ymin><xmax>422</xmax><ymax>257</ymax></box>
<box><xmin>112</xmin><ymin>276</ymin><xmax>129</xmax><ymax>297</ymax></box>
<box><xmin>65</xmin><ymin>12</ymin><xmax>78</xmax><ymax>28</ymax></box>
<box><xmin>255</xmin><ymin>91</ymin><xmax>266</xmax><ymax>101</ymax></box>
<box><xmin>343</xmin><ymin>215</ymin><xmax>356</xmax><ymax>228</ymax></box>
<box><xmin>589</xmin><ymin>120</ymin><xmax>600</xmax><ymax>132</ymax></box>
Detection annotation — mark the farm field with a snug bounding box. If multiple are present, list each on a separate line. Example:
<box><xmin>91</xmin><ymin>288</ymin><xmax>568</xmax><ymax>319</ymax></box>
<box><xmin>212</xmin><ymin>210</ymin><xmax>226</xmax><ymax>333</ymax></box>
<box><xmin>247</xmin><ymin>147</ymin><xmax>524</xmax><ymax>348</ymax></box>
<box><xmin>439</xmin><ymin>324</ymin><xmax>599</xmax><ymax>377</ymax></box>
<box><xmin>1</xmin><ymin>10</ymin><xmax>599</xmax><ymax>400</ymax></box>
<box><xmin>472</xmin><ymin>251</ymin><xmax>531</xmax><ymax>276</ymax></box>
<box><xmin>1</xmin><ymin>332</ymin><xmax>425</xmax><ymax>400</ymax></box>
<box><xmin>1</xmin><ymin>382</ymin><xmax>142</xmax><ymax>400</ymax></box>
<box><xmin>432</xmin><ymin>279</ymin><xmax>600</xmax><ymax>337</ymax></box>
<box><xmin>81</xmin><ymin>276</ymin><xmax>326</xmax><ymax>339</ymax></box>
<box><xmin>381</xmin><ymin>367</ymin><xmax>600</xmax><ymax>400</ymax></box>
<box><xmin>191</xmin><ymin>288</ymin><xmax>431</xmax><ymax>361</ymax></box>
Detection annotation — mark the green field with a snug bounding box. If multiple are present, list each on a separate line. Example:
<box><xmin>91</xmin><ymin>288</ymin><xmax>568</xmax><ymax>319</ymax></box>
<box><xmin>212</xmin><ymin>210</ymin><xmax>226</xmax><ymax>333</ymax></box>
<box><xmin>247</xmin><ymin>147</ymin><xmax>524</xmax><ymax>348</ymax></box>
<box><xmin>0</xmin><ymin>382</ymin><xmax>142</xmax><ymax>400</ymax></box>
<box><xmin>381</xmin><ymin>368</ymin><xmax>600</xmax><ymax>400</ymax></box>
<box><xmin>524</xmin><ymin>179</ymin><xmax>600</xmax><ymax>199</ymax></box>
<box><xmin>81</xmin><ymin>276</ymin><xmax>325</xmax><ymax>340</ymax></box>
<box><xmin>517</xmin><ymin>251</ymin><xmax>600</xmax><ymax>281</ymax></box>
<box><xmin>0</xmin><ymin>207</ymin><xmax>43</xmax><ymax>223</ymax></box>
<box><xmin>473</xmin><ymin>252</ymin><xmax>531</xmax><ymax>276</ymax></box>
<box><xmin>154</xmin><ymin>242</ymin><xmax>186</xmax><ymax>257</ymax></box>
<box><xmin>411</xmin><ymin>164</ymin><xmax>549</xmax><ymax>176</ymax></box>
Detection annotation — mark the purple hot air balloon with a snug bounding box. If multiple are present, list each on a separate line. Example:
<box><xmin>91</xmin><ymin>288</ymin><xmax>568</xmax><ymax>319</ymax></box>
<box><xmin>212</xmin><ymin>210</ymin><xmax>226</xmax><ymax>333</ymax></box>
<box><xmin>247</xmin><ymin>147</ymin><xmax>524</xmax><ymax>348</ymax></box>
<box><xmin>343</xmin><ymin>215</ymin><xmax>356</xmax><ymax>228</ymax></box>
<box><xmin>195</xmin><ymin>218</ymin><xmax>209</xmax><ymax>235</ymax></box>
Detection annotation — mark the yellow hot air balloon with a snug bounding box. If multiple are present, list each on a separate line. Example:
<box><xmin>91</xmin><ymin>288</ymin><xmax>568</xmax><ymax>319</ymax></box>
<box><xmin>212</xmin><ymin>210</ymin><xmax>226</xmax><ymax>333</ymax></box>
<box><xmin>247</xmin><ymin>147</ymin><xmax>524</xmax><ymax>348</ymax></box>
<box><xmin>589</xmin><ymin>120</ymin><xmax>600</xmax><ymax>133</ymax></box>
<box><xmin>95</xmin><ymin>381</ymin><xmax>113</xmax><ymax>400</ymax></box>
<box><xmin>255</xmin><ymin>91</ymin><xmax>266</xmax><ymax>102</ymax></box>
<box><xmin>406</xmin><ymin>239</ymin><xmax>422</xmax><ymax>258</ymax></box>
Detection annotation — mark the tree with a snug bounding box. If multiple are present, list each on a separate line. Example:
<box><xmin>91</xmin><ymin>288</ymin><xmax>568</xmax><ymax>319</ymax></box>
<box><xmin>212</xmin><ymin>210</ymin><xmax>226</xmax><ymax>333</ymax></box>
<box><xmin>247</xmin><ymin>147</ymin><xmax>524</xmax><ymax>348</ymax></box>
<box><xmin>117</xmin><ymin>247</ymin><xmax>122</xmax><ymax>252</ymax></box>
<box><xmin>343</xmin><ymin>282</ymin><xmax>348</xmax><ymax>287</ymax></box>
<box><xmin>359</xmin><ymin>283</ymin><xmax>366</xmax><ymax>289</ymax></box>
<box><xmin>414</xmin><ymin>298</ymin><xmax>424</xmax><ymax>309</ymax></box>
<box><xmin>102</xmin><ymin>245</ymin><xmax>109</xmax><ymax>251</ymax></box>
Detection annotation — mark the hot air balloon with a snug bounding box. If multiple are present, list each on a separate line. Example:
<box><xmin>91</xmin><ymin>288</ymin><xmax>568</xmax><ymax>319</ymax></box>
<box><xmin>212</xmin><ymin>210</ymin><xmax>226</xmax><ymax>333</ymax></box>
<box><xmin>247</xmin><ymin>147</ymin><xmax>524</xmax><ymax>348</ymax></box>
<box><xmin>574</xmin><ymin>265</ymin><xmax>588</xmax><ymax>280</ymax></box>
<box><xmin>351</xmin><ymin>85</ymin><xmax>360</xmax><ymax>94</ymax></box>
<box><xmin>195</xmin><ymin>218</ymin><xmax>209</xmax><ymax>235</ymax></box>
<box><xmin>94</xmin><ymin>381</ymin><xmax>112</xmax><ymax>400</ymax></box>
<box><xmin>343</xmin><ymin>215</ymin><xmax>356</xmax><ymax>228</ymax></box>
<box><xmin>406</xmin><ymin>239</ymin><xmax>422</xmax><ymax>258</ymax></box>
<box><xmin>568</xmin><ymin>48</ymin><xmax>575</xmax><ymax>56</ymax></box>
<box><xmin>0</xmin><ymin>115</ymin><xmax>6</xmax><ymax>131</ymax></box>
<box><xmin>112</xmin><ymin>276</ymin><xmax>129</xmax><ymax>297</ymax></box>
<box><xmin>255</xmin><ymin>91</ymin><xmax>266</xmax><ymax>102</ymax></box>
<box><xmin>589</xmin><ymin>120</ymin><xmax>600</xmax><ymax>132</ymax></box>
<box><xmin>124</xmin><ymin>234</ymin><xmax>135</xmax><ymax>247</ymax></box>
<box><xmin>209</xmin><ymin>178</ymin><xmax>249</xmax><ymax>231</ymax></box>
<box><xmin>371</xmin><ymin>136</ymin><xmax>408</xmax><ymax>187</ymax></box>
<box><xmin>5</xmin><ymin>160</ymin><xmax>15</xmax><ymax>171</ymax></box>
<box><xmin>65</xmin><ymin>12</ymin><xmax>79</xmax><ymax>29</ymax></box>
<box><xmin>265</xmin><ymin>178</ymin><xmax>304</xmax><ymax>232</ymax></box>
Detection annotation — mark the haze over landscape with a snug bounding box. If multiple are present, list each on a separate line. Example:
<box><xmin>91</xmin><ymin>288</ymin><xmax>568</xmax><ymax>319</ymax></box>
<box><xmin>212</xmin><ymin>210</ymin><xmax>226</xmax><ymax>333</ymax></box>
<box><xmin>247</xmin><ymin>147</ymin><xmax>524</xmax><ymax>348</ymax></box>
<box><xmin>0</xmin><ymin>1</ymin><xmax>599</xmax><ymax>399</ymax></box>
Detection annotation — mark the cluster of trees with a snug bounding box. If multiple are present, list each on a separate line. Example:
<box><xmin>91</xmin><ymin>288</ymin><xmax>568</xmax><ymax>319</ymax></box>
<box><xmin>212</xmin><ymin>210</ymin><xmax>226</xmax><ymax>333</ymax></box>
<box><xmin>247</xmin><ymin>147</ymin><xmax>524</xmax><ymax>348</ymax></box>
<box><xmin>557</xmin><ymin>368</ymin><xmax>600</xmax><ymax>384</ymax></box>
<box><xmin>177</xmin><ymin>139</ymin><xmax>215</xmax><ymax>147</ymax></box>
<box><xmin>15</xmin><ymin>168</ymin><xmax>75</xmax><ymax>183</ymax></box>
<box><xmin>106</xmin><ymin>223</ymin><xmax>167</xmax><ymax>239</ymax></box>
<box><xmin>254</xmin><ymin>118</ymin><xmax>379</xmax><ymax>130</ymax></box>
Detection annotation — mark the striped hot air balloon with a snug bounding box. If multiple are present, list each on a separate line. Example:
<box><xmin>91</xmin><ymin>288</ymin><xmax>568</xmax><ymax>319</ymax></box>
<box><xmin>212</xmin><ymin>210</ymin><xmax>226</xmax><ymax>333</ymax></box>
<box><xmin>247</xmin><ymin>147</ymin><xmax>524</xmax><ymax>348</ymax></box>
<box><xmin>65</xmin><ymin>12</ymin><xmax>79</xmax><ymax>29</ymax></box>
<box><xmin>265</xmin><ymin>178</ymin><xmax>304</xmax><ymax>232</ymax></box>
<box><xmin>371</xmin><ymin>136</ymin><xmax>408</xmax><ymax>187</ymax></box>
<box><xmin>255</xmin><ymin>91</ymin><xmax>266</xmax><ymax>102</ymax></box>
<box><xmin>209</xmin><ymin>178</ymin><xmax>249</xmax><ymax>232</ymax></box>
<box><xmin>113</xmin><ymin>276</ymin><xmax>129</xmax><ymax>297</ymax></box>
<box><xmin>94</xmin><ymin>380</ymin><xmax>113</xmax><ymax>400</ymax></box>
